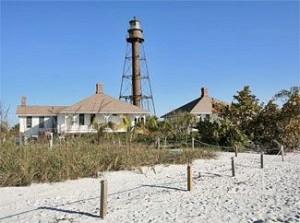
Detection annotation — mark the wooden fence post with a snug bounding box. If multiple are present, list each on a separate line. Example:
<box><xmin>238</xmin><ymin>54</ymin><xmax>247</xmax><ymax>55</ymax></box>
<box><xmin>281</xmin><ymin>145</ymin><xmax>284</xmax><ymax>162</ymax></box>
<box><xmin>260</xmin><ymin>152</ymin><xmax>264</xmax><ymax>169</ymax></box>
<box><xmin>48</xmin><ymin>132</ymin><xmax>53</xmax><ymax>149</ymax></box>
<box><xmin>231</xmin><ymin>157</ymin><xmax>235</xmax><ymax>177</ymax></box>
<box><xmin>187</xmin><ymin>165</ymin><xmax>192</xmax><ymax>191</ymax></box>
<box><xmin>234</xmin><ymin>145</ymin><xmax>238</xmax><ymax>157</ymax></box>
<box><xmin>156</xmin><ymin>137</ymin><xmax>161</xmax><ymax>149</ymax></box>
<box><xmin>100</xmin><ymin>180</ymin><xmax>108</xmax><ymax>219</ymax></box>
<box><xmin>192</xmin><ymin>137</ymin><xmax>195</xmax><ymax>150</ymax></box>
<box><xmin>164</xmin><ymin>137</ymin><xmax>167</xmax><ymax>149</ymax></box>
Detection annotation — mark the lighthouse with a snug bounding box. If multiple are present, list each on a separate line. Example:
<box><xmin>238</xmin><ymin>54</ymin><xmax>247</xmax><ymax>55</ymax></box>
<box><xmin>119</xmin><ymin>17</ymin><xmax>155</xmax><ymax>114</ymax></box>
<box><xmin>126</xmin><ymin>17</ymin><xmax>144</xmax><ymax>107</ymax></box>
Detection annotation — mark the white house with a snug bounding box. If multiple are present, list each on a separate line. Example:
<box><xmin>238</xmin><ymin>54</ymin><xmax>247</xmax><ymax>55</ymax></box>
<box><xmin>16</xmin><ymin>83</ymin><xmax>150</xmax><ymax>138</ymax></box>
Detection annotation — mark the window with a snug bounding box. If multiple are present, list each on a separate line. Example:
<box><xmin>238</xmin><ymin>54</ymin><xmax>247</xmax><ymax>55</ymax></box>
<box><xmin>79</xmin><ymin>114</ymin><xmax>85</xmax><ymax>125</ymax></box>
<box><xmin>90</xmin><ymin>114</ymin><xmax>95</xmax><ymax>125</ymax></box>
<box><xmin>26</xmin><ymin>116</ymin><xmax>32</xmax><ymax>128</ymax></box>
<box><xmin>39</xmin><ymin>116</ymin><xmax>44</xmax><ymax>128</ymax></box>
<box><xmin>205</xmin><ymin>114</ymin><xmax>210</xmax><ymax>120</ymax></box>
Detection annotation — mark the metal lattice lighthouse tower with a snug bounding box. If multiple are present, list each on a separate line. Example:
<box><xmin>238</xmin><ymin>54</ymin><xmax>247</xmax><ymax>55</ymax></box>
<box><xmin>119</xmin><ymin>17</ymin><xmax>156</xmax><ymax>115</ymax></box>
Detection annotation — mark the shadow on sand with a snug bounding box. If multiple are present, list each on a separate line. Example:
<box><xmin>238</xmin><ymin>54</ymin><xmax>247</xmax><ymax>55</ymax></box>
<box><xmin>0</xmin><ymin>182</ymin><xmax>185</xmax><ymax>221</ymax></box>
<box><xmin>142</xmin><ymin>184</ymin><xmax>186</xmax><ymax>191</ymax></box>
<box><xmin>38</xmin><ymin>206</ymin><xmax>99</xmax><ymax>218</ymax></box>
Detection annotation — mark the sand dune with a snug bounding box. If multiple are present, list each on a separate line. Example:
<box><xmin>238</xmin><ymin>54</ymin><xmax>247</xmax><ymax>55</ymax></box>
<box><xmin>1</xmin><ymin>152</ymin><xmax>299</xmax><ymax>223</ymax></box>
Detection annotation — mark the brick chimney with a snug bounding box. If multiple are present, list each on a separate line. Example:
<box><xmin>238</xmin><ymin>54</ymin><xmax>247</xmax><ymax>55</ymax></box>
<box><xmin>21</xmin><ymin>96</ymin><xmax>27</xmax><ymax>106</ymax></box>
<box><xmin>201</xmin><ymin>87</ymin><xmax>209</xmax><ymax>97</ymax></box>
<box><xmin>96</xmin><ymin>83</ymin><xmax>103</xmax><ymax>94</ymax></box>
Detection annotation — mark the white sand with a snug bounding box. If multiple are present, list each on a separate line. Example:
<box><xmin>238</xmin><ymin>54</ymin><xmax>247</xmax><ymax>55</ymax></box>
<box><xmin>1</xmin><ymin>152</ymin><xmax>300</xmax><ymax>223</ymax></box>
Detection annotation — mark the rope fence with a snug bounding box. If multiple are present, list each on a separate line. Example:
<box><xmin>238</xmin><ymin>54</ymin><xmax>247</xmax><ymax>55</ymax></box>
<box><xmin>150</xmin><ymin>137</ymin><xmax>236</xmax><ymax>151</ymax></box>
<box><xmin>193</xmin><ymin>138</ymin><xmax>234</xmax><ymax>150</ymax></box>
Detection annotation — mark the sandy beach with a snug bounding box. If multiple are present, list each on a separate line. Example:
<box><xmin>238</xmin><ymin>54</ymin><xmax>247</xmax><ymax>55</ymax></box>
<box><xmin>1</xmin><ymin>152</ymin><xmax>299</xmax><ymax>223</ymax></box>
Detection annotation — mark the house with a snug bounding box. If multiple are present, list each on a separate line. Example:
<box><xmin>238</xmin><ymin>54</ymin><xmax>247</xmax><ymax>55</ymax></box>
<box><xmin>161</xmin><ymin>87</ymin><xmax>225</xmax><ymax>122</ymax></box>
<box><xmin>16</xmin><ymin>103</ymin><xmax>67</xmax><ymax>138</ymax></box>
<box><xmin>16</xmin><ymin>83</ymin><xmax>150</xmax><ymax>138</ymax></box>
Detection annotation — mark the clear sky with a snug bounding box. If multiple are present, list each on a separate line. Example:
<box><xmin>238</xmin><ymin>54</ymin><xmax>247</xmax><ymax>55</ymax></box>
<box><xmin>1</xmin><ymin>0</ymin><xmax>299</xmax><ymax>126</ymax></box>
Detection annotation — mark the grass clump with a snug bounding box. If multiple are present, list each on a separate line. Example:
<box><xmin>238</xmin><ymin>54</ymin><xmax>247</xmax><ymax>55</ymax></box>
<box><xmin>0</xmin><ymin>141</ymin><xmax>215</xmax><ymax>187</ymax></box>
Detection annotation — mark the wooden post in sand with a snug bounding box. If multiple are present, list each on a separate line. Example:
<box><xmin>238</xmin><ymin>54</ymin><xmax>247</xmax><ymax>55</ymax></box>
<box><xmin>234</xmin><ymin>145</ymin><xmax>238</xmax><ymax>157</ymax></box>
<box><xmin>192</xmin><ymin>137</ymin><xmax>195</xmax><ymax>151</ymax></box>
<box><xmin>231</xmin><ymin>157</ymin><xmax>235</xmax><ymax>177</ymax></box>
<box><xmin>187</xmin><ymin>165</ymin><xmax>192</xmax><ymax>191</ymax></box>
<box><xmin>100</xmin><ymin>180</ymin><xmax>108</xmax><ymax>219</ymax></box>
<box><xmin>260</xmin><ymin>152</ymin><xmax>264</xmax><ymax>169</ymax></box>
<box><xmin>281</xmin><ymin>145</ymin><xmax>284</xmax><ymax>162</ymax></box>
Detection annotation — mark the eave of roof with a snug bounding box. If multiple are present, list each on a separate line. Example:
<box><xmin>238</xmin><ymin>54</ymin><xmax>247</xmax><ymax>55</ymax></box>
<box><xmin>161</xmin><ymin>97</ymin><xmax>201</xmax><ymax>118</ymax></box>
<box><xmin>161</xmin><ymin>95</ymin><xmax>227</xmax><ymax>118</ymax></box>
<box><xmin>16</xmin><ymin>106</ymin><xmax>67</xmax><ymax>116</ymax></box>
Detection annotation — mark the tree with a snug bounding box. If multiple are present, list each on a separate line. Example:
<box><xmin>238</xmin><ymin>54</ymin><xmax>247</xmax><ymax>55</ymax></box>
<box><xmin>0</xmin><ymin>103</ymin><xmax>10</xmax><ymax>144</ymax></box>
<box><xmin>0</xmin><ymin>103</ymin><xmax>9</xmax><ymax>134</ymax></box>
<box><xmin>230</xmin><ymin>86</ymin><xmax>262</xmax><ymax>140</ymax></box>
<box><xmin>198</xmin><ymin>86</ymin><xmax>299</xmax><ymax>151</ymax></box>
<box><xmin>274</xmin><ymin>86</ymin><xmax>300</xmax><ymax>103</ymax></box>
<box><xmin>196</xmin><ymin>117</ymin><xmax>220</xmax><ymax>145</ymax></box>
<box><xmin>10</xmin><ymin>123</ymin><xmax>20</xmax><ymax>136</ymax></box>
<box><xmin>157</xmin><ymin>120</ymin><xmax>172</xmax><ymax>138</ymax></box>
<box><xmin>145</xmin><ymin>116</ymin><xmax>159</xmax><ymax>132</ymax></box>
<box><xmin>196</xmin><ymin>116</ymin><xmax>248</xmax><ymax>148</ymax></box>
<box><xmin>214</xmin><ymin>86</ymin><xmax>262</xmax><ymax>144</ymax></box>
<box><xmin>252</xmin><ymin>100</ymin><xmax>281</xmax><ymax>145</ymax></box>
<box><xmin>167</xmin><ymin>112</ymin><xmax>197</xmax><ymax>141</ymax></box>
<box><xmin>276</xmin><ymin>87</ymin><xmax>300</xmax><ymax>150</ymax></box>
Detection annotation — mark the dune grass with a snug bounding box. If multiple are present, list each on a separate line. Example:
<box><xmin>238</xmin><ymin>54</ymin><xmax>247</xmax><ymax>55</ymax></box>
<box><xmin>0</xmin><ymin>140</ymin><xmax>215</xmax><ymax>187</ymax></box>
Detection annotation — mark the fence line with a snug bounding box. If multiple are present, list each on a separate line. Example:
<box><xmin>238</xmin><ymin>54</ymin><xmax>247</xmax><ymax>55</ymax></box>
<box><xmin>193</xmin><ymin>138</ymin><xmax>234</xmax><ymax>150</ymax></box>
<box><xmin>154</xmin><ymin>138</ymin><xmax>191</xmax><ymax>149</ymax></box>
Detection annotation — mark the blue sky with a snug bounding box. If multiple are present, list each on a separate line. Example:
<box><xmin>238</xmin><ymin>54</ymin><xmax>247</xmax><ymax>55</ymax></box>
<box><xmin>1</xmin><ymin>1</ymin><xmax>299</xmax><ymax>125</ymax></box>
